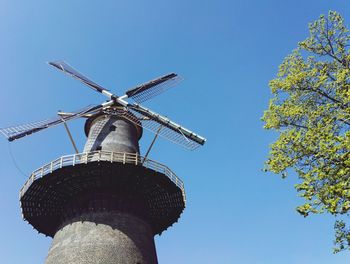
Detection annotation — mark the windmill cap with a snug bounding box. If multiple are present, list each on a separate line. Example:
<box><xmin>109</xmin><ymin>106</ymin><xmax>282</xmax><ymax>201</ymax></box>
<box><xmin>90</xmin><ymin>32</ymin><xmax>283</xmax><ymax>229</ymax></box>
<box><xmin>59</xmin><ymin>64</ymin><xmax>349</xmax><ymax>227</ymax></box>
<box><xmin>84</xmin><ymin>111</ymin><xmax>143</xmax><ymax>140</ymax></box>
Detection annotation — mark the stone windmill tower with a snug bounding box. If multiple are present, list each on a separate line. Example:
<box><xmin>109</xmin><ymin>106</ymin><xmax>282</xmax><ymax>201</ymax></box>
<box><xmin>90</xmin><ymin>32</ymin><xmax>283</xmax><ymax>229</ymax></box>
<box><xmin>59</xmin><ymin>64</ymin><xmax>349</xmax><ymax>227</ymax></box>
<box><xmin>0</xmin><ymin>61</ymin><xmax>206</xmax><ymax>264</ymax></box>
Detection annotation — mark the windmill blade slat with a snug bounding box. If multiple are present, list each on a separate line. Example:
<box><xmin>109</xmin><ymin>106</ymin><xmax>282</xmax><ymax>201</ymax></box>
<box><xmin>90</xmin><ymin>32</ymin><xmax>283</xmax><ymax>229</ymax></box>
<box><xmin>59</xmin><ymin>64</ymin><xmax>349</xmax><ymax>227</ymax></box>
<box><xmin>105</xmin><ymin>107</ymin><xmax>199</xmax><ymax>150</ymax></box>
<box><xmin>125</xmin><ymin>73</ymin><xmax>181</xmax><ymax>104</ymax></box>
<box><xmin>130</xmin><ymin>112</ymin><xmax>199</xmax><ymax>150</ymax></box>
<box><xmin>0</xmin><ymin>105</ymin><xmax>102</xmax><ymax>142</ymax></box>
<box><xmin>49</xmin><ymin>61</ymin><xmax>114</xmax><ymax>98</ymax></box>
<box><xmin>130</xmin><ymin>104</ymin><xmax>205</xmax><ymax>145</ymax></box>
<box><xmin>1</xmin><ymin>119</ymin><xmax>59</xmax><ymax>141</ymax></box>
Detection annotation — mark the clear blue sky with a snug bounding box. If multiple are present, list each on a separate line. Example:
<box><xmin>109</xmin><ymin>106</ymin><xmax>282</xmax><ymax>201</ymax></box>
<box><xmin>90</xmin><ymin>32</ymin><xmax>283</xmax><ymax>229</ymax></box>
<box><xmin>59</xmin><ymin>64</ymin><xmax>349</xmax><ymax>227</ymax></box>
<box><xmin>0</xmin><ymin>0</ymin><xmax>350</xmax><ymax>263</ymax></box>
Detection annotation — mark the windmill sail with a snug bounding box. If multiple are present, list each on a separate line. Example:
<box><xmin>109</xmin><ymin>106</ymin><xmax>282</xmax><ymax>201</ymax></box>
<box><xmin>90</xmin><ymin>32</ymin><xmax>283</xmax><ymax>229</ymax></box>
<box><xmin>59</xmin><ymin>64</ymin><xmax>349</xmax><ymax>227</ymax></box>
<box><xmin>126</xmin><ymin>73</ymin><xmax>181</xmax><ymax>103</ymax></box>
<box><xmin>0</xmin><ymin>105</ymin><xmax>102</xmax><ymax>141</ymax></box>
<box><xmin>49</xmin><ymin>61</ymin><xmax>114</xmax><ymax>98</ymax></box>
<box><xmin>105</xmin><ymin>105</ymin><xmax>205</xmax><ymax>150</ymax></box>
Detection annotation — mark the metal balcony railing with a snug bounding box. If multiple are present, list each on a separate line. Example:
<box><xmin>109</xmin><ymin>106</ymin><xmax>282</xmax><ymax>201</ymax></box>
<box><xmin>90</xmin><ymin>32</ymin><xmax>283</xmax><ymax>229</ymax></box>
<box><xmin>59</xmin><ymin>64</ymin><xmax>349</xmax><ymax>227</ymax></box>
<box><xmin>20</xmin><ymin>151</ymin><xmax>184</xmax><ymax>197</ymax></box>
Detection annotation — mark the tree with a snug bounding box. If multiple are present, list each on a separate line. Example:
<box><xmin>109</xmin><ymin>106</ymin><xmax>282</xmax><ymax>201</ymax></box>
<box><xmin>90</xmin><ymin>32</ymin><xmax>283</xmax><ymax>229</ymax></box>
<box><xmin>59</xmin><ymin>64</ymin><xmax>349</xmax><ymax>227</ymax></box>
<box><xmin>262</xmin><ymin>11</ymin><xmax>350</xmax><ymax>253</ymax></box>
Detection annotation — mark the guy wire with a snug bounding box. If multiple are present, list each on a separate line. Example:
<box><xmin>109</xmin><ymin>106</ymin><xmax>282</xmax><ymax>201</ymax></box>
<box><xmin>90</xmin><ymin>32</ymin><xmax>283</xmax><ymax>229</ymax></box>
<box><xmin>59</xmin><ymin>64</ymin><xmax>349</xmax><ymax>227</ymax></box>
<box><xmin>8</xmin><ymin>142</ymin><xmax>28</xmax><ymax>178</ymax></box>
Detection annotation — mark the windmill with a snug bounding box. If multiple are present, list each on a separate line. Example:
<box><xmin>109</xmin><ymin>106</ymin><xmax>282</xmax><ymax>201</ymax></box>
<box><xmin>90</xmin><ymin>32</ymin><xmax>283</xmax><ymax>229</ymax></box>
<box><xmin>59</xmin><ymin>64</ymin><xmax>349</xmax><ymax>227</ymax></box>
<box><xmin>0</xmin><ymin>62</ymin><xmax>206</xmax><ymax>264</ymax></box>
<box><xmin>0</xmin><ymin>61</ymin><xmax>205</xmax><ymax>150</ymax></box>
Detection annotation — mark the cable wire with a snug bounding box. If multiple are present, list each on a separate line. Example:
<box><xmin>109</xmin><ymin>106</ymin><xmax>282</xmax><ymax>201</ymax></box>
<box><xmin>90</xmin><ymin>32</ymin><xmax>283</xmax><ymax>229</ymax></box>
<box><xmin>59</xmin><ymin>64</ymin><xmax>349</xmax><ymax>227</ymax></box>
<box><xmin>8</xmin><ymin>142</ymin><xmax>28</xmax><ymax>178</ymax></box>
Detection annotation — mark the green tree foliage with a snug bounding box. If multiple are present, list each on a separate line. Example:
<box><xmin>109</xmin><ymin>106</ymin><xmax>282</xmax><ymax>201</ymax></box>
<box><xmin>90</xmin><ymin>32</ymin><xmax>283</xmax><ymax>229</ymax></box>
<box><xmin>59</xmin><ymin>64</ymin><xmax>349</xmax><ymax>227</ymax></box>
<box><xmin>262</xmin><ymin>11</ymin><xmax>350</xmax><ymax>253</ymax></box>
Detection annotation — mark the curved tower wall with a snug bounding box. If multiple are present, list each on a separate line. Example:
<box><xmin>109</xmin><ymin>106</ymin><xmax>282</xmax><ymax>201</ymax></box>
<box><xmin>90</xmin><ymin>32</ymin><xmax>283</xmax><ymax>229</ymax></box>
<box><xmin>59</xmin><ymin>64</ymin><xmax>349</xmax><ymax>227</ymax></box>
<box><xmin>45</xmin><ymin>115</ymin><xmax>159</xmax><ymax>264</ymax></box>
<box><xmin>83</xmin><ymin>115</ymin><xmax>141</xmax><ymax>154</ymax></box>
<box><xmin>45</xmin><ymin>204</ymin><xmax>158</xmax><ymax>264</ymax></box>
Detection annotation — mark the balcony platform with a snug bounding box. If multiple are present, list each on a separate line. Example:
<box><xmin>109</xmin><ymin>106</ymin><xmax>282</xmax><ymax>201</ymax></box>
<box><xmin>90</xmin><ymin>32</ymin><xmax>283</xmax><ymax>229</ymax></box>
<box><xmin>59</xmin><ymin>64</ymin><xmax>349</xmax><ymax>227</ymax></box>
<box><xmin>20</xmin><ymin>151</ymin><xmax>186</xmax><ymax>237</ymax></box>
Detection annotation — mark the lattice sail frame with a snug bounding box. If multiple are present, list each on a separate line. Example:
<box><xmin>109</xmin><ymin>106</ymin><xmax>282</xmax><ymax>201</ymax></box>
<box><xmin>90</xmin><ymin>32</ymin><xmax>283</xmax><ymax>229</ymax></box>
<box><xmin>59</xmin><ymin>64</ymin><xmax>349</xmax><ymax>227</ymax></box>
<box><xmin>0</xmin><ymin>105</ymin><xmax>101</xmax><ymax>141</ymax></box>
<box><xmin>125</xmin><ymin>74</ymin><xmax>182</xmax><ymax>104</ymax></box>
<box><xmin>49</xmin><ymin>61</ymin><xmax>110</xmax><ymax>95</ymax></box>
<box><xmin>104</xmin><ymin>108</ymin><xmax>201</xmax><ymax>150</ymax></box>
